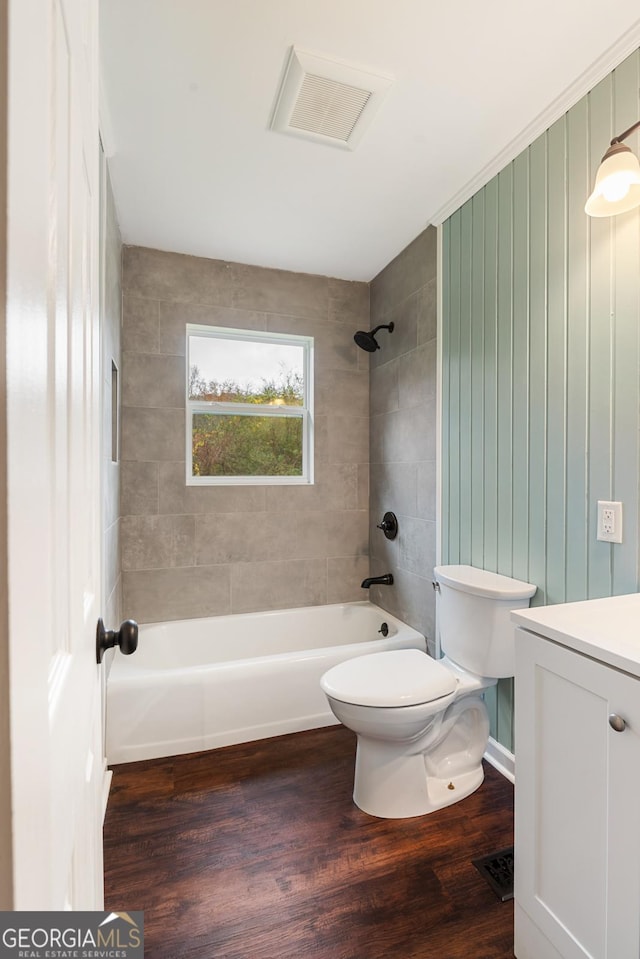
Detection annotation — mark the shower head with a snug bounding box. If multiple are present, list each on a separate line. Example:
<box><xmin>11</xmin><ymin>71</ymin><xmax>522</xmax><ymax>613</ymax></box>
<box><xmin>353</xmin><ymin>322</ymin><xmax>394</xmax><ymax>352</ymax></box>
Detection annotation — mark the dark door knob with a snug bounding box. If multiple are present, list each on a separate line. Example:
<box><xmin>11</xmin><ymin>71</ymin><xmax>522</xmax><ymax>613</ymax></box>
<box><xmin>96</xmin><ymin>617</ymin><xmax>139</xmax><ymax>664</ymax></box>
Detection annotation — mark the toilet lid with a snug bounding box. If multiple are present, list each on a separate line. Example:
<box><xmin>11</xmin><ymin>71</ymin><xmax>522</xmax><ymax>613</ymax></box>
<box><xmin>321</xmin><ymin>649</ymin><xmax>457</xmax><ymax>707</ymax></box>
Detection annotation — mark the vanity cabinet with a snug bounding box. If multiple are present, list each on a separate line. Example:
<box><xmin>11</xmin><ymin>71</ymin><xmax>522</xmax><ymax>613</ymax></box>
<box><xmin>513</xmin><ymin>603</ymin><xmax>640</xmax><ymax>959</ymax></box>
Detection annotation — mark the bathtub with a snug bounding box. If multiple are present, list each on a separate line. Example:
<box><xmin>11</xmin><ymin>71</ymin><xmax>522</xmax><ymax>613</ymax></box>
<box><xmin>105</xmin><ymin>601</ymin><xmax>425</xmax><ymax>764</ymax></box>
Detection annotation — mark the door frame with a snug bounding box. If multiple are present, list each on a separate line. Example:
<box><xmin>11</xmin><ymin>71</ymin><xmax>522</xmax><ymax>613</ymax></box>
<box><xmin>0</xmin><ymin>0</ymin><xmax>13</xmax><ymax>912</ymax></box>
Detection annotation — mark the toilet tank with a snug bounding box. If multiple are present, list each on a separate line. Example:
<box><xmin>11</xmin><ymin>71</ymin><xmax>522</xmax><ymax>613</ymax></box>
<box><xmin>434</xmin><ymin>565</ymin><xmax>537</xmax><ymax>678</ymax></box>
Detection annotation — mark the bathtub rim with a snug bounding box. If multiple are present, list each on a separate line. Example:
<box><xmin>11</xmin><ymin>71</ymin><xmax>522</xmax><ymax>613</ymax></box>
<box><xmin>110</xmin><ymin>600</ymin><xmax>422</xmax><ymax>680</ymax></box>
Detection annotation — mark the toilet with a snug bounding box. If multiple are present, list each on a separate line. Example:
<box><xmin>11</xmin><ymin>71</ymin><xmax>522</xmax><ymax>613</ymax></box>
<box><xmin>320</xmin><ymin>565</ymin><xmax>536</xmax><ymax>818</ymax></box>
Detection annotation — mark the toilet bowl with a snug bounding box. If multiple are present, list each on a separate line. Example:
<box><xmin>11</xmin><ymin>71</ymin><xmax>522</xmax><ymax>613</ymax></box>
<box><xmin>320</xmin><ymin>565</ymin><xmax>536</xmax><ymax>819</ymax></box>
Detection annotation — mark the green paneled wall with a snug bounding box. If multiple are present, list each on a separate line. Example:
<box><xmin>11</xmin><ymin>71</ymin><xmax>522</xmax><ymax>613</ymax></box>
<box><xmin>442</xmin><ymin>50</ymin><xmax>640</xmax><ymax>751</ymax></box>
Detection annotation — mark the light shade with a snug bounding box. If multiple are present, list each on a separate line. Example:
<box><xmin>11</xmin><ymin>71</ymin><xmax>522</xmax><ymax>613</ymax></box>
<box><xmin>585</xmin><ymin>142</ymin><xmax>640</xmax><ymax>217</ymax></box>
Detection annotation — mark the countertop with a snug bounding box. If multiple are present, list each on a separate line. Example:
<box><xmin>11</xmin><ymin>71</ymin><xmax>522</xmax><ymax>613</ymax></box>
<box><xmin>512</xmin><ymin>592</ymin><xmax>640</xmax><ymax>678</ymax></box>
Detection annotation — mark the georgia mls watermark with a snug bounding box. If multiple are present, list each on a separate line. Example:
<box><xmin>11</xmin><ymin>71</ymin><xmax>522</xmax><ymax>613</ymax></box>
<box><xmin>0</xmin><ymin>912</ymin><xmax>144</xmax><ymax>959</ymax></box>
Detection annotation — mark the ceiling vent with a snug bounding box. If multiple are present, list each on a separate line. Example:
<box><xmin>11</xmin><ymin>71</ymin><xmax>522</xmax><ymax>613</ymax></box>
<box><xmin>270</xmin><ymin>47</ymin><xmax>393</xmax><ymax>151</ymax></box>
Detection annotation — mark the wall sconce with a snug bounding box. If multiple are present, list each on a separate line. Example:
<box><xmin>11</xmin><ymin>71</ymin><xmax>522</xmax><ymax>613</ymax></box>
<box><xmin>585</xmin><ymin>120</ymin><xmax>640</xmax><ymax>217</ymax></box>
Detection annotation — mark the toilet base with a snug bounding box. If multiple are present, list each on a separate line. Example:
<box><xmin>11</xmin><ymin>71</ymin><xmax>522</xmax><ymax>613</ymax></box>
<box><xmin>353</xmin><ymin>738</ymin><xmax>485</xmax><ymax>818</ymax></box>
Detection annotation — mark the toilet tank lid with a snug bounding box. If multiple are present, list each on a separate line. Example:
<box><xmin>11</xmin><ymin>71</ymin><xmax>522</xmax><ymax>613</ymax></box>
<box><xmin>434</xmin><ymin>565</ymin><xmax>537</xmax><ymax>600</ymax></box>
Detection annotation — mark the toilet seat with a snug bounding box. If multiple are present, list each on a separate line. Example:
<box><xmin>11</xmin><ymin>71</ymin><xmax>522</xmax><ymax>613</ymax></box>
<box><xmin>321</xmin><ymin>649</ymin><xmax>457</xmax><ymax>707</ymax></box>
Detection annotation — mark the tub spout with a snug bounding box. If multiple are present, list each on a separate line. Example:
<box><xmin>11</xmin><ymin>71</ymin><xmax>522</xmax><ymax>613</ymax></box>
<box><xmin>361</xmin><ymin>573</ymin><xmax>394</xmax><ymax>589</ymax></box>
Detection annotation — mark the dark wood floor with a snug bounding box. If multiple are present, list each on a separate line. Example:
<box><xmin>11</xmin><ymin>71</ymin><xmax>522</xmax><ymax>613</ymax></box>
<box><xmin>104</xmin><ymin>725</ymin><xmax>514</xmax><ymax>959</ymax></box>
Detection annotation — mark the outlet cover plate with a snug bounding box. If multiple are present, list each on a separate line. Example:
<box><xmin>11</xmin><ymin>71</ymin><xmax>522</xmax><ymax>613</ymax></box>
<box><xmin>597</xmin><ymin>500</ymin><xmax>623</xmax><ymax>543</ymax></box>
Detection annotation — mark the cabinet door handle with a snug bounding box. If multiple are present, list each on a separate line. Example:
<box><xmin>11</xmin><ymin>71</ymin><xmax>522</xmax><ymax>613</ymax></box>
<box><xmin>608</xmin><ymin>713</ymin><xmax>627</xmax><ymax>733</ymax></box>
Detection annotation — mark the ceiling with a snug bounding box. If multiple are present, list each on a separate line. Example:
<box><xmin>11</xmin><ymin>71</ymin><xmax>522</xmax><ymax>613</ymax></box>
<box><xmin>100</xmin><ymin>1</ymin><xmax>640</xmax><ymax>282</ymax></box>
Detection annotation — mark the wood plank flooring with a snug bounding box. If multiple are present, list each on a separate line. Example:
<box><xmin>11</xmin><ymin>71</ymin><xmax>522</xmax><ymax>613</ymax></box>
<box><xmin>104</xmin><ymin>725</ymin><xmax>514</xmax><ymax>959</ymax></box>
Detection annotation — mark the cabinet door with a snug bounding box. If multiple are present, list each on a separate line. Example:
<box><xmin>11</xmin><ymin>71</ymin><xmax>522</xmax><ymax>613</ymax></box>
<box><xmin>515</xmin><ymin>629</ymin><xmax>640</xmax><ymax>959</ymax></box>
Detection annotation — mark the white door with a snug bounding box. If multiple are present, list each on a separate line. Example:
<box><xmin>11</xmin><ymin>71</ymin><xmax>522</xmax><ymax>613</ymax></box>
<box><xmin>6</xmin><ymin>0</ymin><xmax>103</xmax><ymax>907</ymax></box>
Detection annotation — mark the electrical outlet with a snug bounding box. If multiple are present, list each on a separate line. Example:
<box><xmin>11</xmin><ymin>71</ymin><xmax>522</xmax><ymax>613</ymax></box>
<box><xmin>597</xmin><ymin>500</ymin><xmax>623</xmax><ymax>544</ymax></box>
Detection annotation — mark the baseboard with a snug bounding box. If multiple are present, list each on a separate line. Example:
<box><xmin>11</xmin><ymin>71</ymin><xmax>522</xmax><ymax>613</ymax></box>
<box><xmin>484</xmin><ymin>736</ymin><xmax>515</xmax><ymax>784</ymax></box>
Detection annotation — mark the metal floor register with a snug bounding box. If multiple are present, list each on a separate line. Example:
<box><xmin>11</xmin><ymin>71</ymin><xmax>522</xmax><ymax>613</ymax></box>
<box><xmin>472</xmin><ymin>847</ymin><xmax>514</xmax><ymax>901</ymax></box>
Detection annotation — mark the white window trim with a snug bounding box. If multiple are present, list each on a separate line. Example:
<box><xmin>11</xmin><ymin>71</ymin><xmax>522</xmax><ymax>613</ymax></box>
<box><xmin>186</xmin><ymin>324</ymin><xmax>314</xmax><ymax>486</ymax></box>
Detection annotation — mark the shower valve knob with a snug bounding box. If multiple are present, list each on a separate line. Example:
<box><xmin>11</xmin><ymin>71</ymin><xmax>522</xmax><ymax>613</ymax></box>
<box><xmin>96</xmin><ymin>617</ymin><xmax>139</xmax><ymax>664</ymax></box>
<box><xmin>376</xmin><ymin>512</ymin><xmax>398</xmax><ymax>540</ymax></box>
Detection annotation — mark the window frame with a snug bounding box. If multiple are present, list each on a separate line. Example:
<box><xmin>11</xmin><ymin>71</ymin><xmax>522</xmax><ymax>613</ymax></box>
<box><xmin>186</xmin><ymin>324</ymin><xmax>314</xmax><ymax>486</ymax></box>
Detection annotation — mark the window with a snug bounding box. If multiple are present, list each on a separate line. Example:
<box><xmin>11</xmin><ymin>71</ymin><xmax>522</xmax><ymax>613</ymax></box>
<box><xmin>186</xmin><ymin>325</ymin><xmax>314</xmax><ymax>485</ymax></box>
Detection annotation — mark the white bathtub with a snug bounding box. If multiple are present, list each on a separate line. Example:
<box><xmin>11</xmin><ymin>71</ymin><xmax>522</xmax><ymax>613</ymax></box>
<box><xmin>105</xmin><ymin>601</ymin><xmax>425</xmax><ymax>764</ymax></box>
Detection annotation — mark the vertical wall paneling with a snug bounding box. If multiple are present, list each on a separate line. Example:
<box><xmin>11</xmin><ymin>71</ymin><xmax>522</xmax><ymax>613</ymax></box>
<box><xmin>587</xmin><ymin>71</ymin><xmax>615</xmax><ymax>599</ymax></box>
<box><xmin>527</xmin><ymin>133</ymin><xmax>548</xmax><ymax>604</ymax></box>
<box><xmin>545</xmin><ymin>116</ymin><xmax>568</xmax><ymax>605</ymax></box>
<box><xmin>483</xmin><ymin>178</ymin><xmax>499</xmax><ymax>571</ymax></box>
<box><xmin>495</xmin><ymin>674</ymin><xmax>514</xmax><ymax>752</ymax></box>
<box><xmin>612</xmin><ymin>52</ymin><xmax>640</xmax><ymax>595</ymax></box>
<box><xmin>483</xmin><ymin>680</ymin><xmax>498</xmax><ymax>747</ymax></box>
<box><xmin>565</xmin><ymin>97</ymin><xmax>590</xmax><ymax>602</ymax></box>
<box><xmin>470</xmin><ymin>192</ymin><xmax>486</xmax><ymax>569</ymax></box>
<box><xmin>497</xmin><ymin>168</ymin><xmax>515</xmax><ymax>750</ymax></box>
<box><xmin>459</xmin><ymin>202</ymin><xmax>473</xmax><ymax>563</ymax></box>
<box><xmin>442</xmin><ymin>49</ymin><xmax>640</xmax><ymax>749</ymax></box>
<box><xmin>447</xmin><ymin>214</ymin><xmax>462</xmax><ymax>562</ymax></box>
<box><xmin>497</xmin><ymin>165</ymin><xmax>514</xmax><ymax>576</ymax></box>
<box><xmin>511</xmin><ymin>151</ymin><xmax>530</xmax><ymax>582</ymax></box>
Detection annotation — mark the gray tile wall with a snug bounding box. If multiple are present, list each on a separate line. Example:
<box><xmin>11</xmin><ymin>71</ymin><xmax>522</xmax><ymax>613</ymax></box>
<box><xmin>120</xmin><ymin>247</ymin><xmax>369</xmax><ymax>623</ymax></box>
<box><xmin>101</xmin><ymin>160</ymin><xmax>122</xmax><ymax>631</ymax></box>
<box><xmin>368</xmin><ymin>227</ymin><xmax>438</xmax><ymax>654</ymax></box>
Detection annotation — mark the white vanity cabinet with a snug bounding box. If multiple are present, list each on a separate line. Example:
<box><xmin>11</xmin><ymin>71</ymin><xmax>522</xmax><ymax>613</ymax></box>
<box><xmin>512</xmin><ymin>594</ymin><xmax>640</xmax><ymax>959</ymax></box>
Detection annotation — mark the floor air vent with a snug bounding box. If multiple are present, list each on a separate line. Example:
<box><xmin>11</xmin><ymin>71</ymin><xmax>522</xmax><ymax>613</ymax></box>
<box><xmin>472</xmin><ymin>847</ymin><xmax>514</xmax><ymax>901</ymax></box>
<box><xmin>270</xmin><ymin>47</ymin><xmax>393</xmax><ymax>150</ymax></box>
